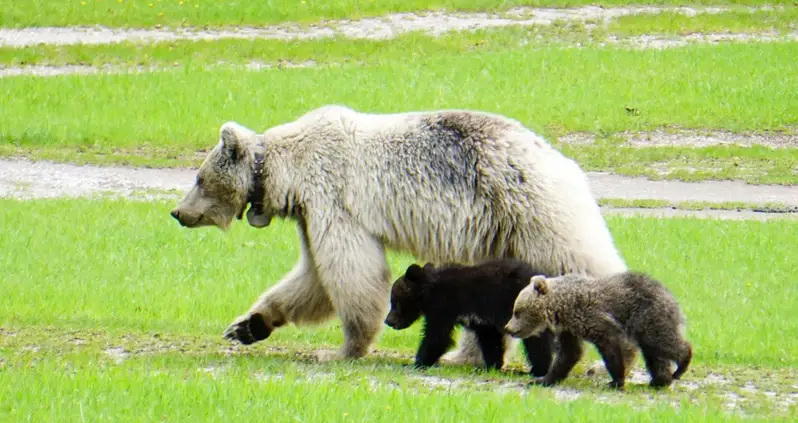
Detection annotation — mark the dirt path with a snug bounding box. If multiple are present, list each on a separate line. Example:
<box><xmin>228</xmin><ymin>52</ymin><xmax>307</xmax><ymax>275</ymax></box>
<box><xmin>2</xmin><ymin>158</ymin><xmax>795</xmax><ymax>220</ymax></box>
<box><xmin>0</xmin><ymin>5</ymin><xmax>776</xmax><ymax>47</ymax></box>
<box><xmin>4</xmin><ymin>29</ymin><xmax>796</xmax><ymax>79</ymax></box>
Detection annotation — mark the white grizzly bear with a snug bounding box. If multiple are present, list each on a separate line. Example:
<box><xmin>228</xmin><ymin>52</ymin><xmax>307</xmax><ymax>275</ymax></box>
<box><xmin>170</xmin><ymin>105</ymin><xmax>627</xmax><ymax>367</ymax></box>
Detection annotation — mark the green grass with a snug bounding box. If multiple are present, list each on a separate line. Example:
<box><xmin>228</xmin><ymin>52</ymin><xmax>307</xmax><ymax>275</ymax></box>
<box><xmin>3</xmin><ymin>42</ymin><xmax>796</xmax><ymax>184</ymax></box>
<box><xmin>3</xmin><ymin>6</ymin><xmax>797</xmax><ymax>69</ymax></box>
<box><xmin>1</xmin><ymin>43</ymin><xmax>796</xmax><ymax>151</ymax></box>
<box><xmin>562</xmin><ymin>144</ymin><xmax>798</xmax><ymax>185</ymax></box>
<box><xmin>1</xmin><ymin>198</ymin><xmax>797</xmax><ymax>420</ymax></box>
<box><xmin>0</xmin><ymin>348</ymin><xmax>763</xmax><ymax>423</ymax></box>
<box><xmin>0</xmin><ymin>0</ymin><xmax>781</xmax><ymax>29</ymax></box>
<box><xmin>3</xmin><ymin>5</ymin><xmax>797</xmax><ymax>69</ymax></box>
<box><xmin>608</xmin><ymin>7</ymin><xmax>798</xmax><ymax>36</ymax></box>
<box><xmin>598</xmin><ymin>198</ymin><xmax>798</xmax><ymax>212</ymax></box>
<box><xmin>1</xmin><ymin>199</ymin><xmax>796</xmax><ymax>366</ymax></box>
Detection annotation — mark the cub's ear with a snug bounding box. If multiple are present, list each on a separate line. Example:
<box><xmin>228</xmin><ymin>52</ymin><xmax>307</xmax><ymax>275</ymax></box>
<box><xmin>405</xmin><ymin>264</ymin><xmax>427</xmax><ymax>283</ymax></box>
<box><xmin>422</xmin><ymin>263</ymin><xmax>436</xmax><ymax>271</ymax></box>
<box><xmin>531</xmin><ymin>275</ymin><xmax>548</xmax><ymax>295</ymax></box>
<box><xmin>219</xmin><ymin>121</ymin><xmax>254</xmax><ymax>162</ymax></box>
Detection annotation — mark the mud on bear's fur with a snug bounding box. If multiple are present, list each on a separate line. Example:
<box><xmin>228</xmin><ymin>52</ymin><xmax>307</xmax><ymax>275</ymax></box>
<box><xmin>385</xmin><ymin>259</ymin><xmax>555</xmax><ymax>374</ymax></box>
<box><xmin>505</xmin><ymin>271</ymin><xmax>693</xmax><ymax>390</ymax></box>
<box><xmin>170</xmin><ymin>105</ymin><xmax>627</xmax><ymax>365</ymax></box>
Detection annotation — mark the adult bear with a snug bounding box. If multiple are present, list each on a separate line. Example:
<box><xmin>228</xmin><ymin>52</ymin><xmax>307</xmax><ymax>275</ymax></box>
<box><xmin>170</xmin><ymin>105</ymin><xmax>627</xmax><ymax>367</ymax></box>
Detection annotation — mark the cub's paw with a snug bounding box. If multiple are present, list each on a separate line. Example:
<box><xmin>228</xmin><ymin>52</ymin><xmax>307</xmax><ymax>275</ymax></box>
<box><xmin>607</xmin><ymin>380</ymin><xmax>626</xmax><ymax>391</ymax></box>
<box><xmin>527</xmin><ymin>376</ymin><xmax>556</xmax><ymax>387</ymax></box>
<box><xmin>222</xmin><ymin>313</ymin><xmax>271</xmax><ymax>345</ymax></box>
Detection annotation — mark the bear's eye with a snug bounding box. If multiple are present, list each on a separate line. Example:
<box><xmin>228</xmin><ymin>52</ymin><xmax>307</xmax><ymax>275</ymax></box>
<box><xmin>513</xmin><ymin>311</ymin><xmax>520</xmax><ymax>319</ymax></box>
<box><xmin>196</xmin><ymin>176</ymin><xmax>205</xmax><ymax>187</ymax></box>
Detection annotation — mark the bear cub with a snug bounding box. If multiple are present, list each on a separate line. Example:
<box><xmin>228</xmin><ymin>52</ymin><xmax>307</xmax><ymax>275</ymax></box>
<box><xmin>504</xmin><ymin>271</ymin><xmax>693</xmax><ymax>390</ymax></box>
<box><xmin>384</xmin><ymin>259</ymin><xmax>554</xmax><ymax>374</ymax></box>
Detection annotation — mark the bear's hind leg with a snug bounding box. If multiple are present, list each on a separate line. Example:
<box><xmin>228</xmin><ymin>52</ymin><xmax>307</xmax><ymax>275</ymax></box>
<box><xmin>441</xmin><ymin>330</ymin><xmax>486</xmax><ymax>366</ymax></box>
<box><xmin>640</xmin><ymin>346</ymin><xmax>674</xmax><ymax>388</ymax></box>
<box><xmin>672</xmin><ymin>341</ymin><xmax>693</xmax><ymax>380</ymax></box>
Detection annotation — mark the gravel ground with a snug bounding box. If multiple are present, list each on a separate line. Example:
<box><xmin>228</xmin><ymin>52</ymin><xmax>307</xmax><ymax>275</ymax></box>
<box><xmin>2</xmin><ymin>158</ymin><xmax>796</xmax><ymax>220</ymax></box>
<box><xmin>0</xmin><ymin>5</ymin><xmax>759</xmax><ymax>47</ymax></box>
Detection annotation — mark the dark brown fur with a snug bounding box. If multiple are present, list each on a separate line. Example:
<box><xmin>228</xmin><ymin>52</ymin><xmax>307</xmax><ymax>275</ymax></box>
<box><xmin>385</xmin><ymin>259</ymin><xmax>555</xmax><ymax>374</ymax></box>
<box><xmin>505</xmin><ymin>271</ymin><xmax>693</xmax><ymax>390</ymax></box>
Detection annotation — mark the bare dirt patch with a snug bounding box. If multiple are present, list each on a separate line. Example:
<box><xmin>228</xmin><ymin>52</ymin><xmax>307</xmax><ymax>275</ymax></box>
<box><xmin>0</xmin><ymin>5</ymin><xmax>770</xmax><ymax>48</ymax></box>
<box><xmin>2</xmin><ymin>158</ymin><xmax>797</xmax><ymax>221</ymax></box>
<box><xmin>2</xmin><ymin>157</ymin><xmax>797</xmax><ymax>205</ymax></box>
<box><xmin>0</xmin><ymin>60</ymin><xmax>319</xmax><ymax>78</ymax></box>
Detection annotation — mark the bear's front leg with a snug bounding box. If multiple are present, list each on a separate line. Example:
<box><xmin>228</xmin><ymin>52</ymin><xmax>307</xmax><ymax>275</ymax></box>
<box><xmin>594</xmin><ymin>339</ymin><xmax>628</xmax><ymax>390</ymax></box>
<box><xmin>521</xmin><ymin>328</ymin><xmax>556</xmax><ymax>377</ymax></box>
<box><xmin>223</xmin><ymin>221</ymin><xmax>336</xmax><ymax>346</ymax></box>
<box><xmin>529</xmin><ymin>331</ymin><xmax>584</xmax><ymax>387</ymax></box>
<box><xmin>307</xmin><ymin>213</ymin><xmax>392</xmax><ymax>360</ymax></box>
<box><xmin>414</xmin><ymin>319</ymin><xmax>458</xmax><ymax>368</ymax></box>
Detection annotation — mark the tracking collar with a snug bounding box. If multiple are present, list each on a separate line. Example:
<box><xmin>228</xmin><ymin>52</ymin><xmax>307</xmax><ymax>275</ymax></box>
<box><xmin>243</xmin><ymin>151</ymin><xmax>272</xmax><ymax>228</ymax></box>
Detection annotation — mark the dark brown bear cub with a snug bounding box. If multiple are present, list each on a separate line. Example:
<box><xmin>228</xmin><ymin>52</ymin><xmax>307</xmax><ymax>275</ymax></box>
<box><xmin>384</xmin><ymin>260</ymin><xmax>554</xmax><ymax>374</ymax></box>
<box><xmin>505</xmin><ymin>271</ymin><xmax>693</xmax><ymax>390</ymax></box>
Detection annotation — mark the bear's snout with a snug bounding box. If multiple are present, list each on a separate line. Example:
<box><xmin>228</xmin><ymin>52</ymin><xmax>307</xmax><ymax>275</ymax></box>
<box><xmin>504</xmin><ymin>323</ymin><xmax>518</xmax><ymax>337</ymax></box>
<box><xmin>170</xmin><ymin>209</ymin><xmax>186</xmax><ymax>225</ymax></box>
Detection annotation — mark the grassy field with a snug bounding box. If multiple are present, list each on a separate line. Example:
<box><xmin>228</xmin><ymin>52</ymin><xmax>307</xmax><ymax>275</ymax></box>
<box><xmin>1</xmin><ymin>199</ymin><xmax>796</xmax><ymax>420</ymax></box>
<box><xmin>4</xmin><ymin>6</ymin><xmax>798</xmax><ymax>68</ymax></box>
<box><xmin>0</xmin><ymin>0</ymin><xmax>782</xmax><ymax>28</ymax></box>
<box><xmin>2</xmin><ymin>40</ymin><xmax>796</xmax><ymax>182</ymax></box>
<box><xmin>14</xmin><ymin>42</ymin><xmax>795</xmax><ymax>148</ymax></box>
<box><xmin>608</xmin><ymin>7</ymin><xmax>798</xmax><ymax>35</ymax></box>
<box><xmin>3</xmin><ymin>3</ymin><xmax>798</xmax><ymax>421</ymax></box>
<box><xmin>0</xmin><ymin>25</ymin><xmax>596</xmax><ymax>68</ymax></box>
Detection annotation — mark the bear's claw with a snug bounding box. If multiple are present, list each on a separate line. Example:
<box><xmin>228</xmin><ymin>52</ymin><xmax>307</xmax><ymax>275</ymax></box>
<box><xmin>222</xmin><ymin>313</ymin><xmax>271</xmax><ymax>345</ymax></box>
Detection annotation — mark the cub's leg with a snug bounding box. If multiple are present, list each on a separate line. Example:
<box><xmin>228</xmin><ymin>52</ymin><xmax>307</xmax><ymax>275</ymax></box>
<box><xmin>673</xmin><ymin>341</ymin><xmax>693</xmax><ymax>380</ymax></box>
<box><xmin>471</xmin><ymin>325</ymin><xmax>506</xmax><ymax>370</ymax></box>
<box><xmin>640</xmin><ymin>346</ymin><xmax>675</xmax><ymax>388</ymax></box>
<box><xmin>415</xmin><ymin>319</ymin><xmax>459</xmax><ymax>368</ymax></box>
<box><xmin>521</xmin><ymin>328</ymin><xmax>556</xmax><ymax>377</ymax></box>
<box><xmin>594</xmin><ymin>338</ymin><xmax>629</xmax><ymax>390</ymax></box>
<box><xmin>529</xmin><ymin>331</ymin><xmax>584</xmax><ymax>386</ymax></box>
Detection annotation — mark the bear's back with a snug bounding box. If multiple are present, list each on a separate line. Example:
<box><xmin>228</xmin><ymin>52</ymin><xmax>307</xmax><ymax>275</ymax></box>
<box><xmin>426</xmin><ymin>259</ymin><xmax>544</xmax><ymax>327</ymax></box>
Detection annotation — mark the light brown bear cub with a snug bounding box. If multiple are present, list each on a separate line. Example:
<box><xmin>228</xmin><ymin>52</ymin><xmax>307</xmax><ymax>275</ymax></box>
<box><xmin>505</xmin><ymin>271</ymin><xmax>692</xmax><ymax>390</ymax></box>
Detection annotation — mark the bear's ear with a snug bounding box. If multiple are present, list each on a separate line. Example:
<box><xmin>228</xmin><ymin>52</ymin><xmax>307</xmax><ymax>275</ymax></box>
<box><xmin>531</xmin><ymin>275</ymin><xmax>548</xmax><ymax>295</ymax></box>
<box><xmin>422</xmin><ymin>263</ymin><xmax>435</xmax><ymax>271</ymax></box>
<box><xmin>219</xmin><ymin>121</ymin><xmax>254</xmax><ymax>162</ymax></box>
<box><xmin>405</xmin><ymin>264</ymin><xmax>427</xmax><ymax>284</ymax></box>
